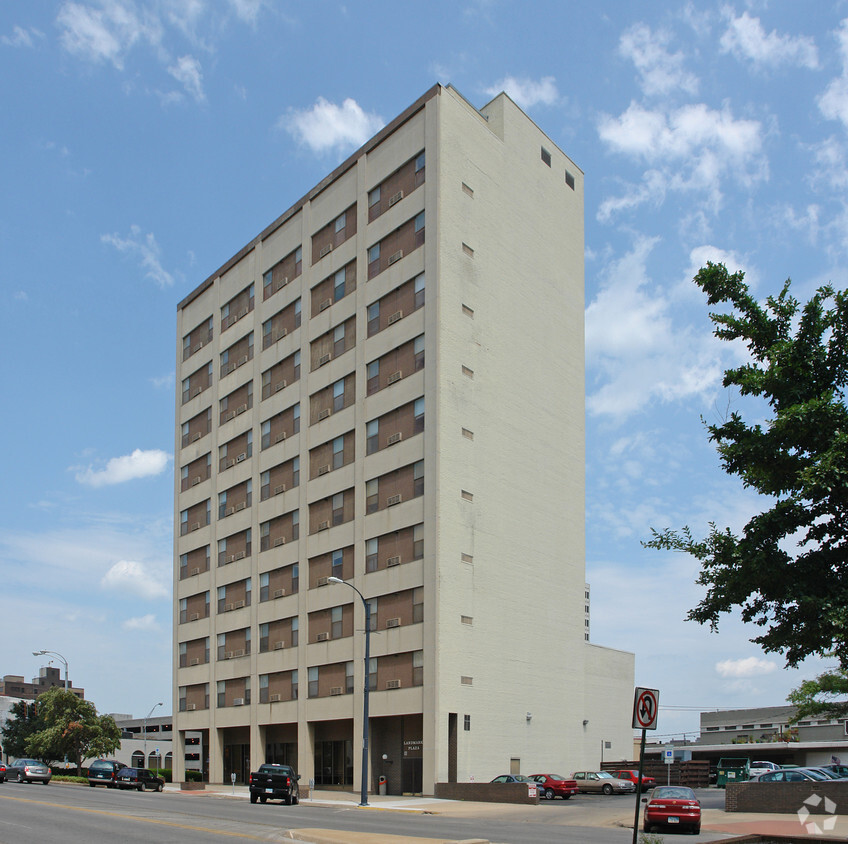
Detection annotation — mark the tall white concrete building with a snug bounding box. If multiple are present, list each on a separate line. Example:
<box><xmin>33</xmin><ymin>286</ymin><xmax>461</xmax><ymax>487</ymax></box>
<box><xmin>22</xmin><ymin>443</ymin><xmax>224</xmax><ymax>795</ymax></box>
<box><xmin>172</xmin><ymin>84</ymin><xmax>634</xmax><ymax>794</ymax></box>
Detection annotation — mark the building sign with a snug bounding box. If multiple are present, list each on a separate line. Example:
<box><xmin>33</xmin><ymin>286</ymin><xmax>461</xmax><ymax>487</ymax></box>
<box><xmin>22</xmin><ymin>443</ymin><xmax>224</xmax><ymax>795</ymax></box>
<box><xmin>403</xmin><ymin>740</ymin><xmax>422</xmax><ymax>757</ymax></box>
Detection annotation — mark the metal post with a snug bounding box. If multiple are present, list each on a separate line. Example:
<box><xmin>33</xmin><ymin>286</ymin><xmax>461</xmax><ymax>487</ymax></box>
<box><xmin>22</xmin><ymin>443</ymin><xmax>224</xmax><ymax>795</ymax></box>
<box><xmin>631</xmin><ymin>729</ymin><xmax>647</xmax><ymax>844</ymax></box>
<box><xmin>327</xmin><ymin>577</ymin><xmax>370</xmax><ymax>806</ymax></box>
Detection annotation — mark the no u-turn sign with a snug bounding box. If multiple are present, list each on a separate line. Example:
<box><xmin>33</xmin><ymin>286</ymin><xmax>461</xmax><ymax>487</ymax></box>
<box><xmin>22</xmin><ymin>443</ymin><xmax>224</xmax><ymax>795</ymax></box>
<box><xmin>632</xmin><ymin>687</ymin><xmax>659</xmax><ymax>730</ymax></box>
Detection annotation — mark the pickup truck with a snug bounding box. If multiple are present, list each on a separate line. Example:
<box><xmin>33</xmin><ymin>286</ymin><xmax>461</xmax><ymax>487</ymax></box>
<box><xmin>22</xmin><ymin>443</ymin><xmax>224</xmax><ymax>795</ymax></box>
<box><xmin>248</xmin><ymin>763</ymin><xmax>301</xmax><ymax>804</ymax></box>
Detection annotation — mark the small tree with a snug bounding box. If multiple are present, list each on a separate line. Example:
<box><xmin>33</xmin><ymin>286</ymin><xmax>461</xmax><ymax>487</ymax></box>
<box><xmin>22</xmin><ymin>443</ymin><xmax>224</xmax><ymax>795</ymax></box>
<box><xmin>1</xmin><ymin>700</ymin><xmax>45</xmax><ymax>760</ymax></box>
<box><xmin>25</xmin><ymin>688</ymin><xmax>120</xmax><ymax>771</ymax></box>
<box><xmin>645</xmin><ymin>263</ymin><xmax>848</xmax><ymax>667</ymax></box>
<box><xmin>787</xmin><ymin>666</ymin><xmax>848</xmax><ymax>721</ymax></box>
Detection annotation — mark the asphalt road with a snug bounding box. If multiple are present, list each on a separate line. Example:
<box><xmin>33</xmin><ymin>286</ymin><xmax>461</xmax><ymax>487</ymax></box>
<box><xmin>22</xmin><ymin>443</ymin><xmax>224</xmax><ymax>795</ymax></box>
<box><xmin>0</xmin><ymin>781</ymin><xmax>733</xmax><ymax>844</ymax></box>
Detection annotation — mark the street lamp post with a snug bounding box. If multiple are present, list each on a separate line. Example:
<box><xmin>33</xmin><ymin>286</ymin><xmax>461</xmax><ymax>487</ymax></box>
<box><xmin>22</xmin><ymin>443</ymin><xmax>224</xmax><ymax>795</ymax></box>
<box><xmin>327</xmin><ymin>576</ymin><xmax>371</xmax><ymax>807</ymax></box>
<box><xmin>144</xmin><ymin>702</ymin><xmax>164</xmax><ymax>769</ymax></box>
<box><xmin>32</xmin><ymin>649</ymin><xmax>69</xmax><ymax>690</ymax></box>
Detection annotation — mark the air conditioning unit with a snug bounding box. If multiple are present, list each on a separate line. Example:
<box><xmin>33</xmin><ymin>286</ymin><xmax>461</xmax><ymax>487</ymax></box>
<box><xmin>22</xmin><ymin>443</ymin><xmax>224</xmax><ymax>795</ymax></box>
<box><xmin>316</xmin><ymin>632</ymin><xmax>330</xmax><ymax>642</ymax></box>
<box><xmin>318</xmin><ymin>464</ymin><xmax>330</xmax><ymax>475</ymax></box>
<box><xmin>319</xmin><ymin>243</ymin><xmax>333</xmax><ymax>258</ymax></box>
<box><xmin>224</xmin><ymin>459</ymin><xmax>235</xmax><ymax>469</ymax></box>
<box><xmin>192</xmin><ymin>432</ymin><xmax>202</xmax><ymax>441</ymax></box>
<box><xmin>276</xmin><ymin>276</ymin><xmax>288</xmax><ymax>290</ymax></box>
<box><xmin>387</xmin><ymin>370</ymin><xmax>402</xmax><ymax>384</ymax></box>
<box><xmin>236</xmin><ymin>453</ymin><xmax>246</xmax><ymax>462</ymax></box>
<box><xmin>190</xmin><ymin>522</ymin><xmax>201</xmax><ymax>531</ymax></box>
<box><xmin>386</xmin><ymin>679</ymin><xmax>402</xmax><ymax>689</ymax></box>
<box><xmin>386</xmin><ymin>555</ymin><xmax>401</xmax><ymax>567</ymax></box>
<box><xmin>234</xmin><ymin>551</ymin><xmax>245</xmax><ymax>560</ymax></box>
<box><xmin>189</xmin><ymin>658</ymin><xmax>200</xmax><ymax>666</ymax></box>
<box><xmin>275</xmin><ymin>432</ymin><xmax>287</xmax><ymax>442</ymax></box>
<box><xmin>270</xmin><ymin>694</ymin><xmax>281</xmax><ymax>702</ymax></box>
<box><xmin>190</xmin><ymin>567</ymin><xmax>200</xmax><ymax>576</ymax></box>
<box><xmin>273</xmin><ymin>588</ymin><xmax>286</xmax><ymax>599</ymax></box>
<box><xmin>387</xmin><ymin>494</ymin><xmax>402</xmax><ymax>506</ymax></box>
<box><xmin>225</xmin><ymin>651</ymin><xmax>234</xmax><ymax>659</ymax></box>
<box><xmin>223</xmin><ymin>410</ymin><xmax>236</xmax><ymax>422</ymax></box>
<box><xmin>193</xmin><ymin>341</ymin><xmax>204</xmax><ymax>352</ymax></box>
<box><xmin>329</xmin><ymin>686</ymin><xmax>343</xmax><ymax>696</ymax></box>
<box><xmin>386</xmin><ymin>617</ymin><xmax>401</xmax><ymax>628</ymax></box>
<box><xmin>388</xmin><ymin>250</ymin><xmax>403</xmax><ymax>265</ymax></box>
<box><xmin>233</xmin><ymin>697</ymin><xmax>245</xmax><ymax>706</ymax></box>
<box><xmin>236</xmin><ymin>404</ymin><xmax>247</xmax><ymax>414</ymax></box>
<box><xmin>225</xmin><ymin>604</ymin><xmax>234</xmax><ymax>612</ymax></box>
<box><xmin>232</xmin><ymin>649</ymin><xmax>244</xmax><ymax>657</ymax></box>
<box><xmin>225</xmin><ymin>554</ymin><xmax>235</xmax><ymax>563</ymax></box>
<box><xmin>317</xmin><ymin>577</ymin><xmax>329</xmax><ymax>587</ymax></box>
<box><xmin>274</xmin><ymin>381</ymin><xmax>287</xmax><ymax>392</ymax></box>
<box><xmin>273</xmin><ymin>537</ymin><xmax>286</xmax><ymax>547</ymax></box>
<box><xmin>388</xmin><ymin>190</ymin><xmax>404</xmax><ymax>206</ymax></box>
<box><xmin>273</xmin><ymin>641</ymin><xmax>285</xmax><ymax>650</ymax></box>
<box><xmin>192</xmin><ymin>385</ymin><xmax>202</xmax><ymax>396</ymax></box>
<box><xmin>319</xmin><ymin>298</ymin><xmax>332</xmax><ymax>311</ymax></box>
<box><xmin>236</xmin><ymin>502</ymin><xmax>246</xmax><ymax>511</ymax></box>
<box><xmin>189</xmin><ymin>612</ymin><xmax>200</xmax><ymax>621</ymax></box>
<box><xmin>237</xmin><ymin>308</ymin><xmax>248</xmax><ymax>319</ymax></box>
<box><xmin>318</xmin><ymin>408</ymin><xmax>331</xmax><ymax>420</ymax></box>
<box><xmin>233</xmin><ymin>600</ymin><xmax>245</xmax><ymax>609</ymax></box>
<box><xmin>386</xmin><ymin>432</ymin><xmax>402</xmax><ymax>445</ymax></box>
<box><xmin>225</xmin><ymin>507</ymin><xmax>235</xmax><ymax>517</ymax></box>
<box><xmin>274</xmin><ymin>484</ymin><xmax>286</xmax><ymax>495</ymax></box>
<box><xmin>318</xmin><ymin>353</ymin><xmax>331</xmax><ymax>366</ymax></box>
<box><xmin>192</xmin><ymin>476</ymin><xmax>202</xmax><ymax>486</ymax></box>
<box><xmin>186</xmin><ymin>703</ymin><xmax>196</xmax><ymax>711</ymax></box>
<box><xmin>387</xmin><ymin>310</ymin><xmax>403</xmax><ymax>325</ymax></box>
<box><xmin>318</xmin><ymin>521</ymin><xmax>330</xmax><ymax>531</ymax></box>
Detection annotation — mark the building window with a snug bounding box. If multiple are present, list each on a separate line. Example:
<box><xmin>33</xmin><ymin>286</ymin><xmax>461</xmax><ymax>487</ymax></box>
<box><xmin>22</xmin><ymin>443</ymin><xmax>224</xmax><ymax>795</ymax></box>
<box><xmin>414</xmin><ymin>335</ymin><xmax>425</xmax><ymax>370</ymax></box>
<box><xmin>413</xmin><ymin>651</ymin><xmax>424</xmax><ymax>686</ymax></box>
<box><xmin>368</xmin><ymin>657</ymin><xmax>377</xmax><ymax>691</ymax></box>
<box><xmin>345</xmin><ymin>661</ymin><xmax>355</xmax><ymax>694</ymax></box>
<box><xmin>368</xmin><ymin>185</ymin><xmax>380</xmax><ymax>208</ymax></box>
<box><xmin>414</xmin><ymin>460</ymin><xmax>424</xmax><ymax>497</ymax></box>
<box><xmin>332</xmin><ymin>436</ymin><xmax>345</xmax><ymax>470</ymax></box>
<box><xmin>366</xmin><ymin>479</ymin><xmax>378</xmax><ymax>514</ymax></box>
<box><xmin>565</xmin><ymin>170</ymin><xmax>575</xmax><ymax>190</ymax></box>
<box><xmin>414</xmin><ymin>272</ymin><xmax>425</xmax><ymax>309</ymax></box>
<box><xmin>541</xmin><ymin>147</ymin><xmax>552</xmax><ymax>166</ymax></box>
<box><xmin>414</xmin><ymin>525</ymin><xmax>424</xmax><ymax>559</ymax></box>
<box><xmin>365</xmin><ymin>538</ymin><xmax>378</xmax><ymax>572</ymax></box>
<box><xmin>308</xmin><ymin>667</ymin><xmax>318</xmax><ymax>699</ymax></box>
<box><xmin>367</xmin><ymin>301</ymin><xmax>380</xmax><ymax>336</ymax></box>
<box><xmin>331</xmin><ymin>606</ymin><xmax>343</xmax><ymax>639</ymax></box>
<box><xmin>414</xmin><ymin>397</ymin><xmax>425</xmax><ymax>433</ymax></box>
<box><xmin>291</xmin><ymin>617</ymin><xmax>299</xmax><ymax>647</ymax></box>
<box><xmin>413</xmin><ymin>587</ymin><xmax>423</xmax><ymax>623</ymax></box>
<box><xmin>366</xmin><ymin>420</ymin><xmax>379</xmax><ymax>455</ymax></box>
<box><xmin>333</xmin><ymin>268</ymin><xmax>347</xmax><ymax>302</ymax></box>
<box><xmin>464</xmin><ymin>715</ymin><xmax>471</xmax><ymax>731</ymax></box>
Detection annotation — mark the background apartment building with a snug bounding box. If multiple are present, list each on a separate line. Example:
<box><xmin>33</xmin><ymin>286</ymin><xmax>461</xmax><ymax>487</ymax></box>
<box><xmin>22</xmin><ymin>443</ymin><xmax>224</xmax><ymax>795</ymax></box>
<box><xmin>173</xmin><ymin>84</ymin><xmax>634</xmax><ymax>794</ymax></box>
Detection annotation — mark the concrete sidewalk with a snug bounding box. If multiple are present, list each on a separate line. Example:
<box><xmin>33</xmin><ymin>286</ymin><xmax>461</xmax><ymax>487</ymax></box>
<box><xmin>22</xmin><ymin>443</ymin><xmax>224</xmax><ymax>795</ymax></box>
<box><xmin>171</xmin><ymin>784</ymin><xmax>848</xmax><ymax>842</ymax></box>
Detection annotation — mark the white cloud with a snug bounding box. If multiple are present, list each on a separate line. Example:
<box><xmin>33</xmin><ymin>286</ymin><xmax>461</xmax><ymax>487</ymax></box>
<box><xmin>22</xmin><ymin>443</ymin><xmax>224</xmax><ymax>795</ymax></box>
<box><xmin>818</xmin><ymin>20</ymin><xmax>848</xmax><ymax>130</ymax></box>
<box><xmin>716</xmin><ymin>656</ymin><xmax>779</xmax><ymax>678</ymax></box>
<box><xmin>102</xmin><ymin>560</ymin><xmax>168</xmax><ymax>599</ymax></box>
<box><xmin>168</xmin><ymin>54</ymin><xmax>205</xmax><ymax>102</ymax></box>
<box><xmin>56</xmin><ymin>0</ymin><xmax>162</xmax><ymax>70</ymax></box>
<box><xmin>101</xmin><ymin>224</ymin><xmax>174</xmax><ymax>287</ymax></box>
<box><xmin>228</xmin><ymin>0</ymin><xmax>265</xmax><ymax>24</ymax></box>
<box><xmin>619</xmin><ymin>23</ymin><xmax>699</xmax><ymax>96</ymax></box>
<box><xmin>150</xmin><ymin>372</ymin><xmax>175</xmax><ymax>390</ymax></box>
<box><xmin>484</xmin><ymin>75</ymin><xmax>559</xmax><ymax>109</ymax></box>
<box><xmin>1</xmin><ymin>25</ymin><xmax>43</xmax><ymax>47</ymax></box>
<box><xmin>597</xmin><ymin>102</ymin><xmax>766</xmax><ymax>219</ymax></box>
<box><xmin>75</xmin><ymin>448</ymin><xmax>170</xmax><ymax>487</ymax></box>
<box><xmin>720</xmin><ymin>8</ymin><xmax>819</xmax><ymax>71</ymax></box>
<box><xmin>284</xmin><ymin>97</ymin><xmax>384</xmax><ymax>155</ymax></box>
<box><xmin>585</xmin><ymin>238</ymin><xmax>726</xmax><ymax>420</ymax></box>
<box><xmin>123</xmin><ymin>613</ymin><xmax>161</xmax><ymax>631</ymax></box>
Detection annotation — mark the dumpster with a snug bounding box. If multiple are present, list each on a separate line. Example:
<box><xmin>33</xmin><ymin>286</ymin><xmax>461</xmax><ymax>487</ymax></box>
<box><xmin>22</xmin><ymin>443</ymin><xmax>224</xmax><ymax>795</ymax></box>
<box><xmin>716</xmin><ymin>757</ymin><xmax>750</xmax><ymax>788</ymax></box>
<box><xmin>378</xmin><ymin>775</ymin><xmax>387</xmax><ymax>795</ymax></box>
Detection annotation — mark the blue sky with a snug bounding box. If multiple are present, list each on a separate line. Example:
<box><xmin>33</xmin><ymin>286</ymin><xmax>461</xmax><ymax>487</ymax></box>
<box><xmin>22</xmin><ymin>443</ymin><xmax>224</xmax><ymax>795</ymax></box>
<box><xmin>2</xmin><ymin>1</ymin><xmax>846</xmax><ymax>741</ymax></box>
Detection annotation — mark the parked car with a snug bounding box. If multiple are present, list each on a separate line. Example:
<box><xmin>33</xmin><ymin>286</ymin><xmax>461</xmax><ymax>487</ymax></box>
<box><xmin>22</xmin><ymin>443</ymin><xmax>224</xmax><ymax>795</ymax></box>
<box><xmin>571</xmin><ymin>771</ymin><xmax>636</xmax><ymax>795</ymax></box>
<box><xmin>529</xmin><ymin>773</ymin><xmax>579</xmax><ymax>800</ymax></box>
<box><xmin>612</xmin><ymin>769</ymin><xmax>656</xmax><ymax>790</ymax></box>
<box><xmin>820</xmin><ymin>764</ymin><xmax>848</xmax><ymax>777</ymax></box>
<box><xmin>115</xmin><ymin>767</ymin><xmax>164</xmax><ymax>792</ymax></box>
<box><xmin>0</xmin><ymin>761</ymin><xmax>6</xmax><ymax>783</ymax></box>
<box><xmin>642</xmin><ymin>785</ymin><xmax>701</xmax><ymax>835</ymax></box>
<box><xmin>748</xmin><ymin>760</ymin><xmax>780</xmax><ymax>774</ymax></box>
<box><xmin>7</xmin><ymin>759</ymin><xmax>51</xmax><ymax>784</ymax></box>
<box><xmin>88</xmin><ymin>759</ymin><xmax>124</xmax><ymax>788</ymax></box>
<box><xmin>249</xmin><ymin>763</ymin><xmax>300</xmax><ymax>804</ymax></box>
<box><xmin>751</xmin><ymin>768</ymin><xmax>830</xmax><ymax>782</ymax></box>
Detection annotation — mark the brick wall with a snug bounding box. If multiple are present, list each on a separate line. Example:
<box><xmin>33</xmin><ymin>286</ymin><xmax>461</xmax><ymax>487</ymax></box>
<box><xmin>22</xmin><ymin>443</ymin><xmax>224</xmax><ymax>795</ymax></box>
<box><xmin>434</xmin><ymin>782</ymin><xmax>539</xmax><ymax>804</ymax></box>
<box><xmin>726</xmin><ymin>781</ymin><xmax>844</xmax><ymax>813</ymax></box>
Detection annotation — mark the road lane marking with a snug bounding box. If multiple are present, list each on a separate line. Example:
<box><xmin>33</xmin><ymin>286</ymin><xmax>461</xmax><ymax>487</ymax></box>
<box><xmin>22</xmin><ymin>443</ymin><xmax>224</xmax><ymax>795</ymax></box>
<box><xmin>0</xmin><ymin>794</ymin><xmax>274</xmax><ymax>840</ymax></box>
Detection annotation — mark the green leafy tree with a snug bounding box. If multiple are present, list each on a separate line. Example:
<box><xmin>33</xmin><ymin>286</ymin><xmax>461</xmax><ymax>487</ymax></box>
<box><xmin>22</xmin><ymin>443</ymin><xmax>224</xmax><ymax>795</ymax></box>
<box><xmin>24</xmin><ymin>687</ymin><xmax>120</xmax><ymax>772</ymax></box>
<box><xmin>1</xmin><ymin>700</ymin><xmax>45</xmax><ymax>760</ymax></box>
<box><xmin>644</xmin><ymin>262</ymin><xmax>848</xmax><ymax>668</ymax></box>
<box><xmin>787</xmin><ymin>666</ymin><xmax>848</xmax><ymax>721</ymax></box>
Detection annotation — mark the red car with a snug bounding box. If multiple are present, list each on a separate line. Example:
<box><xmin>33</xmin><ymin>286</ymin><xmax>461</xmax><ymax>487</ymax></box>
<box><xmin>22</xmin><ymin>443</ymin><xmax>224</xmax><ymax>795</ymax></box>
<box><xmin>642</xmin><ymin>785</ymin><xmax>701</xmax><ymax>835</ymax></box>
<box><xmin>529</xmin><ymin>773</ymin><xmax>580</xmax><ymax>800</ymax></box>
<box><xmin>613</xmin><ymin>768</ymin><xmax>656</xmax><ymax>790</ymax></box>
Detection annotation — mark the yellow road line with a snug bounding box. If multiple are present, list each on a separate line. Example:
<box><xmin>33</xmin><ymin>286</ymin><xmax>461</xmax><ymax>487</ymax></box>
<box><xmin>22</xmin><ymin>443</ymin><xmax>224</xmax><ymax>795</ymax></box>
<box><xmin>0</xmin><ymin>794</ymin><xmax>271</xmax><ymax>840</ymax></box>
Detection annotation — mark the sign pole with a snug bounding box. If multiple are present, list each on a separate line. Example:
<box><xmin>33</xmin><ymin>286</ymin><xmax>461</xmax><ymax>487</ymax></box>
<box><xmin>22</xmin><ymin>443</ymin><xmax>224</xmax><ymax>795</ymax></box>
<box><xmin>631</xmin><ymin>729</ymin><xmax>646</xmax><ymax>844</ymax></box>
